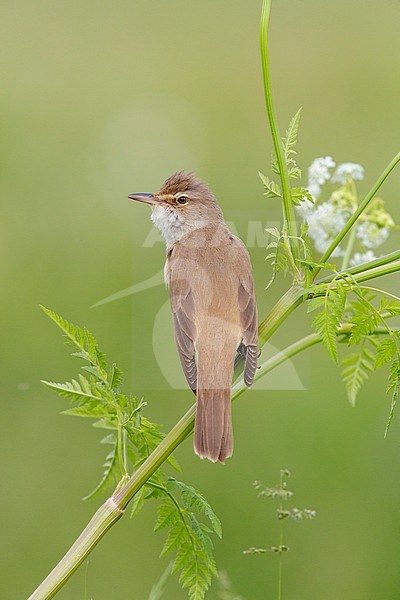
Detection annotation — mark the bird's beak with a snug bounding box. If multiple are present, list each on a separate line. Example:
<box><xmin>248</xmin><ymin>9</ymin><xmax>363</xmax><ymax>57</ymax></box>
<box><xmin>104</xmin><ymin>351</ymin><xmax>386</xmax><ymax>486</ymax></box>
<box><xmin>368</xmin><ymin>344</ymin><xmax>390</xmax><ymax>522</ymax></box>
<box><xmin>128</xmin><ymin>193</ymin><xmax>163</xmax><ymax>206</ymax></box>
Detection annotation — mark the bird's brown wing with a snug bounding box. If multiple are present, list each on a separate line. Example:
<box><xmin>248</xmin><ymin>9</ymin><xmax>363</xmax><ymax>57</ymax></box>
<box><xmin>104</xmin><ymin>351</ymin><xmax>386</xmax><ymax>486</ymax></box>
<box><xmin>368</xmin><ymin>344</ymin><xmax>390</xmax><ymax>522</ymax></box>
<box><xmin>168</xmin><ymin>262</ymin><xmax>198</xmax><ymax>393</ymax></box>
<box><xmin>235</xmin><ymin>243</ymin><xmax>258</xmax><ymax>387</ymax></box>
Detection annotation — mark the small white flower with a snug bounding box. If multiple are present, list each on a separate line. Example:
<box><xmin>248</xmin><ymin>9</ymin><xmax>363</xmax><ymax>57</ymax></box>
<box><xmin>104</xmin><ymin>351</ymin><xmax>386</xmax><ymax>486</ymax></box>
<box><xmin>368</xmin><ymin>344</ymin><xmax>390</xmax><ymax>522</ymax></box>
<box><xmin>307</xmin><ymin>156</ymin><xmax>336</xmax><ymax>198</ymax></box>
<box><xmin>349</xmin><ymin>251</ymin><xmax>377</xmax><ymax>267</ymax></box>
<box><xmin>331</xmin><ymin>162</ymin><xmax>364</xmax><ymax>184</ymax></box>
<box><xmin>306</xmin><ymin>200</ymin><xmax>349</xmax><ymax>257</ymax></box>
<box><xmin>356</xmin><ymin>221</ymin><xmax>389</xmax><ymax>249</ymax></box>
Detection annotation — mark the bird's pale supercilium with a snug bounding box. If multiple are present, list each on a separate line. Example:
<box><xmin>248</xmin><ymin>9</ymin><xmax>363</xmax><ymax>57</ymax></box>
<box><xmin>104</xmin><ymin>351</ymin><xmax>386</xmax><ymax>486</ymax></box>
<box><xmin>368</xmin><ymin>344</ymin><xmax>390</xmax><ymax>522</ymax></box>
<box><xmin>129</xmin><ymin>172</ymin><xmax>258</xmax><ymax>463</ymax></box>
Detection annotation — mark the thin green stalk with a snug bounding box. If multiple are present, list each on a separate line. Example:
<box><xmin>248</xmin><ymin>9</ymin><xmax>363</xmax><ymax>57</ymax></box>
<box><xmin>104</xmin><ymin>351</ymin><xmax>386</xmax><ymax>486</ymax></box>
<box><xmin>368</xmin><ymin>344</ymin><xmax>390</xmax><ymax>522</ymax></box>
<box><xmin>350</xmin><ymin>260</ymin><xmax>400</xmax><ymax>284</ymax></box>
<box><xmin>258</xmin><ymin>284</ymin><xmax>305</xmax><ymax>345</ymax></box>
<box><xmin>316</xmin><ymin>249</ymin><xmax>400</xmax><ymax>284</ymax></box>
<box><xmin>341</xmin><ymin>180</ymin><xmax>358</xmax><ymax>271</ymax></box>
<box><xmin>315</xmin><ymin>151</ymin><xmax>400</xmax><ymax>275</ymax></box>
<box><xmin>341</xmin><ymin>226</ymin><xmax>357</xmax><ymax>271</ymax></box>
<box><xmin>277</xmin><ymin>470</ymin><xmax>285</xmax><ymax>600</ymax></box>
<box><xmin>260</xmin><ymin>0</ymin><xmax>299</xmax><ymax>262</ymax></box>
<box><xmin>232</xmin><ymin>332</ymin><xmax>320</xmax><ymax>400</ymax></box>
<box><xmin>28</xmin><ymin>498</ymin><xmax>124</xmax><ymax>600</ymax></box>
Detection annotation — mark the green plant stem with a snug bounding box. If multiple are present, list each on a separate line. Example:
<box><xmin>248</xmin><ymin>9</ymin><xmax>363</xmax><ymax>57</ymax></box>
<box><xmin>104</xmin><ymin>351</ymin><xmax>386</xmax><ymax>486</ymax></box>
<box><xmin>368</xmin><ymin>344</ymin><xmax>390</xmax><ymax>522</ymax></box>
<box><xmin>258</xmin><ymin>284</ymin><xmax>305</xmax><ymax>345</ymax></box>
<box><xmin>341</xmin><ymin>226</ymin><xmax>357</xmax><ymax>271</ymax></box>
<box><xmin>350</xmin><ymin>260</ymin><xmax>400</xmax><ymax>284</ymax></box>
<box><xmin>317</xmin><ymin>249</ymin><xmax>400</xmax><ymax>284</ymax></box>
<box><xmin>28</xmin><ymin>498</ymin><xmax>125</xmax><ymax>600</ymax></box>
<box><xmin>315</xmin><ymin>151</ymin><xmax>400</xmax><ymax>276</ymax></box>
<box><xmin>232</xmin><ymin>332</ymin><xmax>320</xmax><ymax>399</ymax></box>
<box><xmin>277</xmin><ymin>471</ymin><xmax>285</xmax><ymax>600</ymax></box>
<box><xmin>260</xmin><ymin>0</ymin><xmax>299</xmax><ymax>263</ymax></box>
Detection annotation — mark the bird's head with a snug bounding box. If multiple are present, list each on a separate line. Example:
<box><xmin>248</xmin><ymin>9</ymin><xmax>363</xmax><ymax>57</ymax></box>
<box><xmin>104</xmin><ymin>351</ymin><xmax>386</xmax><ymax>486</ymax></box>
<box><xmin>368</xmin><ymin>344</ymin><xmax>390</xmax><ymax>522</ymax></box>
<box><xmin>129</xmin><ymin>171</ymin><xmax>225</xmax><ymax>246</ymax></box>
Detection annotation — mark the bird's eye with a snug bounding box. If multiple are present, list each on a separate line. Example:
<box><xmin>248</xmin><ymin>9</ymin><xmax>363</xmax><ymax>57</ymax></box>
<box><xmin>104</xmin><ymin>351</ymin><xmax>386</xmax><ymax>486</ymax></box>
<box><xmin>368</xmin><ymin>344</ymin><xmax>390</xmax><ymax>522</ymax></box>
<box><xmin>176</xmin><ymin>196</ymin><xmax>188</xmax><ymax>205</ymax></box>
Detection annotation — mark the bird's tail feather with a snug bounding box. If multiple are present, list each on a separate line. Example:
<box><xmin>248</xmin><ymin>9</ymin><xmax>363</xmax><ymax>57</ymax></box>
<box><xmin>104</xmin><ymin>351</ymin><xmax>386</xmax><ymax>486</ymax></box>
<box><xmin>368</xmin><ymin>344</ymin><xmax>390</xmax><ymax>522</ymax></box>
<box><xmin>194</xmin><ymin>388</ymin><xmax>232</xmax><ymax>463</ymax></box>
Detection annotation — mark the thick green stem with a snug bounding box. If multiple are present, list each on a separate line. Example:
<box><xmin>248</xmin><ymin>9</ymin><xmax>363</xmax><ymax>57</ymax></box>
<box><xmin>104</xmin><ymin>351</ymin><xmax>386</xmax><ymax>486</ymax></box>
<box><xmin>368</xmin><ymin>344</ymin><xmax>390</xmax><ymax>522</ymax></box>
<box><xmin>317</xmin><ymin>249</ymin><xmax>400</xmax><ymax>284</ymax></box>
<box><xmin>350</xmin><ymin>260</ymin><xmax>400</xmax><ymax>284</ymax></box>
<box><xmin>28</xmin><ymin>499</ymin><xmax>124</xmax><ymax>599</ymax></box>
<box><xmin>232</xmin><ymin>332</ymin><xmax>320</xmax><ymax>400</ymax></box>
<box><xmin>260</xmin><ymin>0</ymin><xmax>299</xmax><ymax>262</ymax></box>
<box><xmin>315</xmin><ymin>152</ymin><xmax>400</xmax><ymax>275</ymax></box>
<box><xmin>258</xmin><ymin>284</ymin><xmax>304</xmax><ymax>345</ymax></box>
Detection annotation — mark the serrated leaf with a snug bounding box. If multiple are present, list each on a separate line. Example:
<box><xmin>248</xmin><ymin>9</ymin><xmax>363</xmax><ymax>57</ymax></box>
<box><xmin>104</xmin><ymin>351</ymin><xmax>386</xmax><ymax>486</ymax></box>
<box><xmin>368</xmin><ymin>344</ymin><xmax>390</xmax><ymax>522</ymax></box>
<box><xmin>291</xmin><ymin>187</ymin><xmax>313</xmax><ymax>206</ymax></box>
<box><xmin>258</xmin><ymin>172</ymin><xmax>282</xmax><ymax>199</ymax></box>
<box><xmin>341</xmin><ymin>339</ymin><xmax>375</xmax><ymax>406</ymax></box>
<box><xmin>348</xmin><ymin>310</ymin><xmax>380</xmax><ymax>346</ymax></box>
<box><xmin>61</xmin><ymin>406</ymin><xmax>106</xmax><ymax>419</ymax></box>
<box><xmin>383</xmin><ymin>299</ymin><xmax>400</xmax><ymax>315</ymax></box>
<box><xmin>265</xmin><ymin>227</ymin><xmax>280</xmax><ymax>238</ymax></box>
<box><xmin>40</xmin><ymin>305</ymin><xmax>109</xmax><ymax>383</ymax></box>
<box><xmin>265</xmin><ymin>233</ymin><xmax>290</xmax><ymax>290</ymax></box>
<box><xmin>82</xmin><ymin>442</ymin><xmax>119</xmax><ymax>501</ymax></box>
<box><xmin>41</xmin><ymin>379</ymin><xmax>100</xmax><ymax>403</ymax></box>
<box><xmin>307</xmin><ymin>297</ymin><xmax>326</xmax><ymax>313</ymax></box>
<box><xmin>375</xmin><ymin>337</ymin><xmax>397</xmax><ymax>369</ymax></box>
<box><xmin>281</xmin><ymin>108</ymin><xmax>303</xmax><ymax>180</ymax></box>
<box><xmin>154</xmin><ymin>503</ymin><xmax>178</xmax><ymax>532</ymax></box>
<box><xmin>110</xmin><ymin>364</ymin><xmax>123</xmax><ymax>390</ymax></box>
<box><xmin>385</xmin><ymin>356</ymin><xmax>400</xmax><ymax>437</ymax></box>
<box><xmin>130</xmin><ymin>486</ymin><xmax>147</xmax><ymax>519</ymax></box>
<box><xmin>312</xmin><ymin>283</ymin><xmax>347</xmax><ymax>363</ymax></box>
<box><xmin>166</xmin><ymin>478</ymin><xmax>222</xmax><ymax>538</ymax></box>
<box><xmin>160</xmin><ymin>523</ymin><xmax>185</xmax><ymax>556</ymax></box>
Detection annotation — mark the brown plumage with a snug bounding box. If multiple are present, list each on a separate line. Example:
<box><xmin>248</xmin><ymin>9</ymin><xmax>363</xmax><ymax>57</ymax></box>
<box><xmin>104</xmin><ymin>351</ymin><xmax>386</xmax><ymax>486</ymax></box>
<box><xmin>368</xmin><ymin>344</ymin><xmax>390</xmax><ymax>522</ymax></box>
<box><xmin>129</xmin><ymin>172</ymin><xmax>258</xmax><ymax>463</ymax></box>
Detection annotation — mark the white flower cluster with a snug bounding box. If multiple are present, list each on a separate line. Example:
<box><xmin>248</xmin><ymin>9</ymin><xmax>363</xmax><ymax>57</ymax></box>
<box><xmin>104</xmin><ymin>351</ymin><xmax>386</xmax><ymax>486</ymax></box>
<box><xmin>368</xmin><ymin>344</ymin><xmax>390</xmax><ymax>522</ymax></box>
<box><xmin>306</xmin><ymin>201</ymin><xmax>351</xmax><ymax>256</ymax></box>
<box><xmin>307</xmin><ymin>156</ymin><xmax>336</xmax><ymax>198</ymax></box>
<box><xmin>356</xmin><ymin>221</ymin><xmax>389</xmax><ymax>248</ymax></box>
<box><xmin>296</xmin><ymin>156</ymin><xmax>392</xmax><ymax>263</ymax></box>
<box><xmin>331</xmin><ymin>162</ymin><xmax>364</xmax><ymax>184</ymax></box>
<box><xmin>349</xmin><ymin>250</ymin><xmax>377</xmax><ymax>267</ymax></box>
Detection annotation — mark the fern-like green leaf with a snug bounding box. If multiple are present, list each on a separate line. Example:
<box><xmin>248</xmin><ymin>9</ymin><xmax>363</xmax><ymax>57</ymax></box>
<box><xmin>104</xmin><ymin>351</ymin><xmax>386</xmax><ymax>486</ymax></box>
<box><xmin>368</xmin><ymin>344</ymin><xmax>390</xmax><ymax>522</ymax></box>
<box><xmin>82</xmin><ymin>439</ymin><xmax>118</xmax><ymax>501</ymax></box>
<box><xmin>375</xmin><ymin>337</ymin><xmax>397</xmax><ymax>369</ymax></box>
<box><xmin>130</xmin><ymin>486</ymin><xmax>148</xmax><ymax>519</ymax></box>
<box><xmin>385</xmin><ymin>356</ymin><xmax>400</xmax><ymax>437</ymax></box>
<box><xmin>258</xmin><ymin>172</ymin><xmax>282</xmax><ymax>198</ymax></box>
<box><xmin>41</xmin><ymin>305</ymin><xmax>108</xmax><ymax>382</ymax></box>
<box><xmin>41</xmin><ymin>377</ymin><xmax>100</xmax><ymax>403</ymax></box>
<box><xmin>265</xmin><ymin>232</ymin><xmax>290</xmax><ymax>290</ymax></box>
<box><xmin>154</xmin><ymin>481</ymin><xmax>220</xmax><ymax>600</ymax></box>
<box><xmin>166</xmin><ymin>478</ymin><xmax>222</xmax><ymax>538</ymax></box>
<box><xmin>154</xmin><ymin>502</ymin><xmax>179</xmax><ymax>532</ymax></box>
<box><xmin>380</xmin><ymin>298</ymin><xmax>400</xmax><ymax>316</ymax></box>
<box><xmin>282</xmin><ymin>107</ymin><xmax>302</xmax><ymax>179</ymax></box>
<box><xmin>312</xmin><ymin>282</ymin><xmax>347</xmax><ymax>363</ymax></box>
<box><xmin>341</xmin><ymin>339</ymin><xmax>375</xmax><ymax>406</ymax></box>
<box><xmin>291</xmin><ymin>187</ymin><xmax>313</xmax><ymax>206</ymax></box>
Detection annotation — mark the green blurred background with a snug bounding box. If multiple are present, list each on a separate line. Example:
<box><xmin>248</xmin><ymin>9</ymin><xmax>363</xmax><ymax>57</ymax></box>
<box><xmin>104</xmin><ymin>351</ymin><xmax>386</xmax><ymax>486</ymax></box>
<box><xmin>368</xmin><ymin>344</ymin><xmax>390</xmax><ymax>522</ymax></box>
<box><xmin>2</xmin><ymin>0</ymin><xmax>400</xmax><ymax>598</ymax></box>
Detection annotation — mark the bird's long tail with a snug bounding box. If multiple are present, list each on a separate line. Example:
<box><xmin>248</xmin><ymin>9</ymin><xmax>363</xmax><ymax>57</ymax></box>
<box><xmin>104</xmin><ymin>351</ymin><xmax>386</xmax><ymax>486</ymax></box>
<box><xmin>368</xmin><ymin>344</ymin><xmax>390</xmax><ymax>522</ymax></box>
<box><xmin>194</xmin><ymin>386</ymin><xmax>232</xmax><ymax>463</ymax></box>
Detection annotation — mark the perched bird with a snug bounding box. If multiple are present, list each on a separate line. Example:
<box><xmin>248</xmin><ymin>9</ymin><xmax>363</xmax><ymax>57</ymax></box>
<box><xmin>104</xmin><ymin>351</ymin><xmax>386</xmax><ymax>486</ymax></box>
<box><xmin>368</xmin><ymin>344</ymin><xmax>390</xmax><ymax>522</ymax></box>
<box><xmin>129</xmin><ymin>172</ymin><xmax>257</xmax><ymax>462</ymax></box>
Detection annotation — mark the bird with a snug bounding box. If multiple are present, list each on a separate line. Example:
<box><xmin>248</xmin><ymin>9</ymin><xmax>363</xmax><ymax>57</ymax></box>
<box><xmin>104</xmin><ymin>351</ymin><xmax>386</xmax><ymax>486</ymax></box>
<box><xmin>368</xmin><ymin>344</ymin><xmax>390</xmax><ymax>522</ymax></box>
<box><xmin>129</xmin><ymin>172</ymin><xmax>258</xmax><ymax>463</ymax></box>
